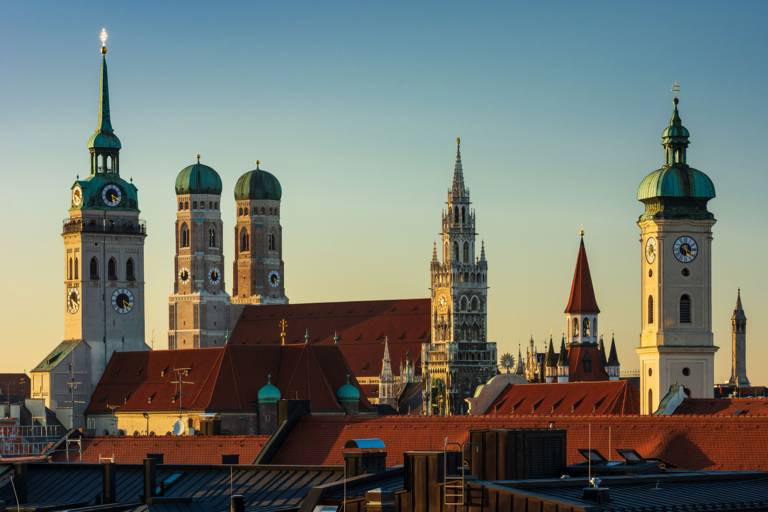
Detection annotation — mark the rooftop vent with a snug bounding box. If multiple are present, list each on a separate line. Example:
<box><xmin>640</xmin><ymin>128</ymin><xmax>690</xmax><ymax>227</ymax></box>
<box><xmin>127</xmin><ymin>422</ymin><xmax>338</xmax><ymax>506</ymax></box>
<box><xmin>582</xmin><ymin>477</ymin><xmax>610</xmax><ymax>504</ymax></box>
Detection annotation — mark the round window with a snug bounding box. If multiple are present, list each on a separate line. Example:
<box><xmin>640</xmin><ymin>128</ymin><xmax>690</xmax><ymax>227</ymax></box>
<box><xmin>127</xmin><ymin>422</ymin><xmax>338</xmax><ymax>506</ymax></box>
<box><xmin>682</xmin><ymin>268</ymin><xmax>690</xmax><ymax>277</ymax></box>
<box><xmin>649</xmin><ymin>269</ymin><xmax>653</xmax><ymax>278</ymax></box>
<box><xmin>682</xmin><ymin>367</ymin><xmax>691</xmax><ymax>376</ymax></box>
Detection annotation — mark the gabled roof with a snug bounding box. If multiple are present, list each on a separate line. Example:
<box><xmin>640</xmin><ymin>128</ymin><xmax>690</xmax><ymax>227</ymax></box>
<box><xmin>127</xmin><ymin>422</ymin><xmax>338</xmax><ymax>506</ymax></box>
<box><xmin>673</xmin><ymin>398</ymin><xmax>768</xmax><ymax>416</ymax></box>
<box><xmin>86</xmin><ymin>344</ymin><xmax>371</xmax><ymax>416</ymax></box>
<box><xmin>484</xmin><ymin>381</ymin><xmax>638</xmax><ymax>416</ymax></box>
<box><xmin>564</xmin><ymin>237</ymin><xmax>600</xmax><ymax>314</ymax></box>
<box><xmin>31</xmin><ymin>340</ymin><xmax>82</xmax><ymax>371</ymax></box>
<box><xmin>51</xmin><ymin>435</ymin><xmax>270</xmax><ymax>464</ymax></box>
<box><xmin>568</xmin><ymin>344</ymin><xmax>609</xmax><ymax>381</ymax></box>
<box><xmin>229</xmin><ymin>298</ymin><xmax>430</xmax><ymax>378</ymax></box>
<box><xmin>272</xmin><ymin>414</ymin><xmax>768</xmax><ymax>471</ymax></box>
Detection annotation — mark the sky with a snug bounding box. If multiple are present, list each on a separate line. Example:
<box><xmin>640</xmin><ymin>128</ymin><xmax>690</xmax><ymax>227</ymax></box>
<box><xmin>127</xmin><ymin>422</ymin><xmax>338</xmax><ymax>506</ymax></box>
<box><xmin>1</xmin><ymin>1</ymin><xmax>767</xmax><ymax>384</ymax></box>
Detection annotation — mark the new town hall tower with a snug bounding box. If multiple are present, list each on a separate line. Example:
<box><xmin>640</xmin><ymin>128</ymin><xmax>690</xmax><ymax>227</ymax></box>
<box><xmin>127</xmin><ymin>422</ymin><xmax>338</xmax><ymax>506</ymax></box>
<box><xmin>423</xmin><ymin>139</ymin><xmax>496</xmax><ymax>415</ymax></box>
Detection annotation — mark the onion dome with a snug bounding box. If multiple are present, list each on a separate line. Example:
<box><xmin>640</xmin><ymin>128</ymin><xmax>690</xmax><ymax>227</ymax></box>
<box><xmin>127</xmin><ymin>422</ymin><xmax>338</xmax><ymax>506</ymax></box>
<box><xmin>257</xmin><ymin>374</ymin><xmax>281</xmax><ymax>404</ymax></box>
<box><xmin>234</xmin><ymin>161</ymin><xmax>282</xmax><ymax>201</ymax></box>
<box><xmin>336</xmin><ymin>375</ymin><xmax>360</xmax><ymax>403</ymax></box>
<box><xmin>637</xmin><ymin>97</ymin><xmax>715</xmax><ymax>212</ymax></box>
<box><xmin>175</xmin><ymin>156</ymin><xmax>222</xmax><ymax>195</ymax></box>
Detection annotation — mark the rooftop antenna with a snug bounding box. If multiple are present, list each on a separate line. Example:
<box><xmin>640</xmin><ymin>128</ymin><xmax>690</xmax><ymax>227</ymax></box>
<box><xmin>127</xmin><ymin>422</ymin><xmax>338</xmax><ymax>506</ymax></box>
<box><xmin>65</xmin><ymin>361</ymin><xmax>85</xmax><ymax>430</ymax></box>
<box><xmin>588</xmin><ymin>423</ymin><xmax>592</xmax><ymax>483</ymax></box>
<box><xmin>171</xmin><ymin>368</ymin><xmax>194</xmax><ymax>429</ymax></box>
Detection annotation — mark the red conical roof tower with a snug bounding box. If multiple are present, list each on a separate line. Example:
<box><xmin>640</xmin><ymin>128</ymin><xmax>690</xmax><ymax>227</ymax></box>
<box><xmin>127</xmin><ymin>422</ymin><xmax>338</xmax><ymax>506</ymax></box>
<box><xmin>565</xmin><ymin>232</ymin><xmax>600</xmax><ymax>314</ymax></box>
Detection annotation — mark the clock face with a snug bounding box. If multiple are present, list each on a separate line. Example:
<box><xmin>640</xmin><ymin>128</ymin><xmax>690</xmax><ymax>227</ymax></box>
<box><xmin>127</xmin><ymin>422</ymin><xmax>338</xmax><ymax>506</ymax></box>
<box><xmin>111</xmin><ymin>288</ymin><xmax>134</xmax><ymax>314</ymax></box>
<box><xmin>673</xmin><ymin>236</ymin><xmax>698</xmax><ymax>263</ymax></box>
<box><xmin>208</xmin><ymin>267</ymin><xmax>221</xmax><ymax>286</ymax></box>
<box><xmin>101</xmin><ymin>184</ymin><xmax>122</xmax><ymax>207</ymax></box>
<box><xmin>268</xmin><ymin>270</ymin><xmax>280</xmax><ymax>288</ymax></box>
<box><xmin>67</xmin><ymin>287</ymin><xmax>80</xmax><ymax>314</ymax></box>
<box><xmin>645</xmin><ymin>237</ymin><xmax>657</xmax><ymax>264</ymax></box>
<box><xmin>72</xmin><ymin>186</ymin><xmax>83</xmax><ymax>207</ymax></box>
<box><xmin>178</xmin><ymin>267</ymin><xmax>190</xmax><ymax>284</ymax></box>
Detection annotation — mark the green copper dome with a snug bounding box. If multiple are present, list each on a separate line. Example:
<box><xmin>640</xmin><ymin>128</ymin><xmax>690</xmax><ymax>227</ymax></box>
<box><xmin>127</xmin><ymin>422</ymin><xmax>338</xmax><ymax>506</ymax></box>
<box><xmin>637</xmin><ymin>97</ymin><xmax>715</xmax><ymax>220</ymax></box>
<box><xmin>175</xmin><ymin>161</ymin><xmax>223</xmax><ymax>195</ymax></box>
<box><xmin>257</xmin><ymin>375</ymin><xmax>281</xmax><ymax>404</ymax></box>
<box><xmin>234</xmin><ymin>162</ymin><xmax>282</xmax><ymax>201</ymax></box>
<box><xmin>336</xmin><ymin>375</ymin><xmax>360</xmax><ymax>403</ymax></box>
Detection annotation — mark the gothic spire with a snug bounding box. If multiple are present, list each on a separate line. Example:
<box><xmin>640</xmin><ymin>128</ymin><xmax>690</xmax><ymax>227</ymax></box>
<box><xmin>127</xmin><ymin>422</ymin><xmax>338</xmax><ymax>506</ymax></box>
<box><xmin>607</xmin><ymin>334</ymin><xmax>620</xmax><ymax>367</ymax></box>
<box><xmin>565</xmin><ymin>232</ymin><xmax>600</xmax><ymax>314</ymax></box>
<box><xmin>557</xmin><ymin>336</ymin><xmax>568</xmax><ymax>367</ymax></box>
<box><xmin>733</xmin><ymin>288</ymin><xmax>746</xmax><ymax>321</ymax></box>
<box><xmin>598</xmin><ymin>335</ymin><xmax>608</xmax><ymax>368</ymax></box>
<box><xmin>545</xmin><ymin>336</ymin><xmax>557</xmax><ymax>368</ymax></box>
<box><xmin>480</xmin><ymin>240</ymin><xmax>486</xmax><ymax>262</ymax></box>
<box><xmin>451</xmin><ymin>137</ymin><xmax>466</xmax><ymax>196</ymax></box>
<box><xmin>432</xmin><ymin>241</ymin><xmax>438</xmax><ymax>262</ymax></box>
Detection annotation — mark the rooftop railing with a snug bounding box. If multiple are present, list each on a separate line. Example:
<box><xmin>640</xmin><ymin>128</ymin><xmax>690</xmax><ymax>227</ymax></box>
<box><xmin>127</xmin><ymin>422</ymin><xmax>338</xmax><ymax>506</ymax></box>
<box><xmin>62</xmin><ymin>218</ymin><xmax>147</xmax><ymax>235</ymax></box>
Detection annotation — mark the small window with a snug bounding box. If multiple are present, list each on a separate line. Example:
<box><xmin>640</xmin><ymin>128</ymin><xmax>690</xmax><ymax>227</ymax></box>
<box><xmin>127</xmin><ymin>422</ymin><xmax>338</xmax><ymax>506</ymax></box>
<box><xmin>682</xmin><ymin>367</ymin><xmax>691</xmax><ymax>377</ymax></box>
<box><xmin>179</xmin><ymin>201</ymin><xmax>183</xmax><ymax>210</ymax></box>
<box><xmin>572</xmin><ymin>317</ymin><xmax>579</xmax><ymax>338</ymax></box>
<box><xmin>108</xmin><ymin>257</ymin><xmax>117</xmax><ymax>280</ymax></box>
<box><xmin>126</xmin><ymin>258</ymin><xmax>135</xmax><ymax>281</ymax></box>
<box><xmin>680</xmin><ymin>294</ymin><xmax>691</xmax><ymax>323</ymax></box>
<box><xmin>90</xmin><ymin>257</ymin><xmax>99</xmax><ymax>280</ymax></box>
<box><xmin>461</xmin><ymin>206</ymin><xmax>466</xmax><ymax>223</ymax></box>
<box><xmin>222</xmin><ymin>454</ymin><xmax>239</xmax><ymax>464</ymax></box>
<box><xmin>582</xmin><ymin>318</ymin><xmax>591</xmax><ymax>337</ymax></box>
<box><xmin>582</xmin><ymin>354</ymin><xmax>592</xmax><ymax>373</ymax></box>
<box><xmin>648</xmin><ymin>389</ymin><xmax>653</xmax><ymax>412</ymax></box>
<box><xmin>68</xmin><ymin>257</ymin><xmax>73</xmax><ymax>280</ymax></box>
<box><xmin>180</xmin><ymin>223</ymin><xmax>189</xmax><ymax>248</ymax></box>
<box><xmin>454</xmin><ymin>207</ymin><xmax>459</xmax><ymax>223</ymax></box>
<box><xmin>463</xmin><ymin>242</ymin><xmax>469</xmax><ymax>263</ymax></box>
<box><xmin>453</xmin><ymin>242</ymin><xmax>460</xmax><ymax>262</ymax></box>
<box><xmin>647</xmin><ymin>295</ymin><xmax>654</xmax><ymax>324</ymax></box>
<box><xmin>681</xmin><ymin>268</ymin><xmax>690</xmax><ymax>277</ymax></box>
<box><xmin>74</xmin><ymin>257</ymin><xmax>79</xmax><ymax>279</ymax></box>
<box><xmin>208</xmin><ymin>227</ymin><xmax>216</xmax><ymax>248</ymax></box>
<box><xmin>268</xmin><ymin>233</ymin><xmax>276</xmax><ymax>251</ymax></box>
<box><xmin>240</xmin><ymin>228</ymin><xmax>249</xmax><ymax>252</ymax></box>
<box><xmin>184</xmin><ymin>201</ymin><xmax>189</xmax><ymax>209</ymax></box>
<box><xmin>192</xmin><ymin>201</ymin><xmax>197</xmax><ymax>209</ymax></box>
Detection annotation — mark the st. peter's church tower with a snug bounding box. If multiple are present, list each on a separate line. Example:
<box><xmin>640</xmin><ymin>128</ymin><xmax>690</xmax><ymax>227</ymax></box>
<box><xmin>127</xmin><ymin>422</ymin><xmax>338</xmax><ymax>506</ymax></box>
<box><xmin>636</xmin><ymin>94</ymin><xmax>717</xmax><ymax>414</ymax></box>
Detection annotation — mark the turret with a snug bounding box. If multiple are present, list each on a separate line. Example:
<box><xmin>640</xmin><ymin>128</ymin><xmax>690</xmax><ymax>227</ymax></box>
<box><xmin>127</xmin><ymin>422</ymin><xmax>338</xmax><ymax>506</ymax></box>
<box><xmin>557</xmin><ymin>336</ymin><xmax>569</xmax><ymax>383</ymax></box>
<box><xmin>606</xmin><ymin>335</ymin><xmax>621</xmax><ymax>381</ymax></box>
<box><xmin>545</xmin><ymin>337</ymin><xmax>557</xmax><ymax>383</ymax></box>
<box><xmin>337</xmin><ymin>375</ymin><xmax>361</xmax><ymax>415</ymax></box>
<box><xmin>565</xmin><ymin>231</ymin><xmax>599</xmax><ymax>347</ymax></box>
<box><xmin>257</xmin><ymin>374</ymin><xmax>280</xmax><ymax>434</ymax></box>
<box><xmin>728</xmin><ymin>289</ymin><xmax>750</xmax><ymax>387</ymax></box>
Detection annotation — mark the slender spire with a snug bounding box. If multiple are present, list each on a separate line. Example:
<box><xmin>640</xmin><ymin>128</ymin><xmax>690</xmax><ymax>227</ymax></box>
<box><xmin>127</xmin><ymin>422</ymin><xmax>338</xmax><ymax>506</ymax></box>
<box><xmin>432</xmin><ymin>241</ymin><xmax>438</xmax><ymax>262</ymax></box>
<box><xmin>732</xmin><ymin>288</ymin><xmax>746</xmax><ymax>321</ymax></box>
<box><xmin>736</xmin><ymin>288</ymin><xmax>743</xmax><ymax>311</ymax></box>
<box><xmin>88</xmin><ymin>27</ymin><xmax>121</xmax><ymax>168</ymax></box>
<box><xmin>515</xmin><ymin>345</ymin><xmax>524</xmax><ymax>375</ymax></box>
<box><xmin>607</xmin><ymin>334</ymin><xmax>620</xmax><ymax>367</ymax></box>
<box><xmin>565</xmin><ymin>232</ymin><xmax>600</xmax><ymax>314</ymax></box>
<box><xmin>662</xmin><ymin>82</ymin><xmax>690</xmax><ymax>166</ymax></box>
<box><xmin>598</xmin><ymin>335</ymin><xmax>608</xmax><ymax>368</ymax></box>
<box><xmin>557</xmin><ymin>336</ymin><xmax>568</xmax><ymax>367</ymax></box>
<box><xmin>451</xmin><ymin>137</ymin><xmax>466</xmax><ymax>196</ymax></box>
<box><xmin>545</xmin><ymin>336</ymin><xmax>557</xmax><ymax>367</ymax></box>
<box><xmin>480</xmin><ymin>240</ymin><xmax>486</xmax><ymax>261</ymax></box>
<box><xmin>380</xmin><ymin>337</ymin><xmax>393</xmax><ymax>380</ymax></box>
<box><xmin>97</xmin><ymin>36</ymin><xmax>113</xmax><ymax>135</ymax></box>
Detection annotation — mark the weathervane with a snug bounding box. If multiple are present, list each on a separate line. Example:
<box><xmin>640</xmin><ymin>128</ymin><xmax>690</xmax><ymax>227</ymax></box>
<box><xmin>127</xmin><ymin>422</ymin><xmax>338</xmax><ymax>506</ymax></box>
<box><xmin>100</xmin><ymin>28</ymin><xmax>108</xmax><ymax>55</ymax></box>
<box><xmin>671</xmin><ymin>81</ymin><xmax>681</xmax><ymax>101</ymax></box>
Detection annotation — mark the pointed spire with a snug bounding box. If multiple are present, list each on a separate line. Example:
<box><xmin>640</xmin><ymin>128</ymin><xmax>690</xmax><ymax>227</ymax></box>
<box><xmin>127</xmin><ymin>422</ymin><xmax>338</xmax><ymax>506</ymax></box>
<box><xmin>480</xmin><ymin>240</ymin><xmax>486</xmax><ymax>261</ymax></box>
<box><xmin>565</xmin><ymin>232</ymin><xmax>600</xmax><ymax>314</ymax></box>
<box><xmin>432</xmin><ymin>241</ymin><xmax>438</xmax><ymax>262</ymax></box>
<box><xmin>546</xmin><ymin>337</ymin><xmax>557</xmax><ymax>367</ymax></box>
<box><xmin>598</xmin><ymin>335</ymin><xmax>608</xmax><ymax>368</ymax></box>
<box><xmin>662</xmin><ymin>83</ymin><xmax>690</xmax><ymax>166</ymax></box>
<box><xmin>515</xmin><ymin>344</ymin><xmax>524</xmax><ymax>374</ymax></box>
<box><xmin>88</xmin><ymin>28</ymin><xmax>121</xmax><ymax>172</ymax></box>
<box><xmin>732</xmin><ymin>288</ymin><xmax>746</xmax><ymax>321</ymax></box>
<box><xmin>557</xmin><ymin>336</ymin><xmax>568</xmax><ymax>367</ymax></box>
<box><xmin>736</xmin><ymin>288</ymin><xmax>743</xmax><ymax>310</ymax></box>
<box><xmin>380</xmin><ymin>337</ymin><xmax>393</xmax><ymax>380</ymax></box>
<box><xmin>607</xmin><ymin>334</ymin><xmax>620</xmax><ymax>367</ymax></box>
<box><xmin>451</xmin><ymin>137</ymin><xmax>466</xmax><ymax>196</ymax></box>
<box><xmin>97</xmin><ymin>28</ymin><xmax>113</xmax><ymax>135</ymax></box>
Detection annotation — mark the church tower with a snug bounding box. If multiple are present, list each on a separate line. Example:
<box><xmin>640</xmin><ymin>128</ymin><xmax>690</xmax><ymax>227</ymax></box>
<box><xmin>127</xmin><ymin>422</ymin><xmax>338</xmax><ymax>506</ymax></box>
<box><xmin>232</xmin><ymin>161</ymin><xmax>288</xmax><ymax>304</ymax></box>
<box><xmin>636</xmin><ymin>92</ymin><xmax>717</xmax><ymax>414</ymax></box>
<box><xmin>62</xmin><ymin>30</ymin><xmax>148</xmax><ymax>373</ymax></box>
<box><xmin>168</xmin><ymin>157</ymin><xmax>230</xmax><ymax>349</ymax></box>
<box><xmin>423</xmin><ymin>138</ymin><xmax>496</xmax><ymax>415</ymax></box>
<box><xmin>728</xmin><ymin>289</ymin><xmax>749</xmax><ymax>387</ymax></box>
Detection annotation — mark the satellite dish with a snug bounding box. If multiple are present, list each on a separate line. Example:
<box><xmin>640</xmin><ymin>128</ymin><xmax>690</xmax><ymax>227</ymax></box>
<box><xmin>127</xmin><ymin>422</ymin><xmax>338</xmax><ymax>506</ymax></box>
<box><xmin>172</xmin><ymin>419</ymin><xmax>184</xmax><ymax>436</ymax></box>
<box><xmin>500</xmin><ymin>353</ymin><xmax>515</xmax><ymax>374</ymax></box>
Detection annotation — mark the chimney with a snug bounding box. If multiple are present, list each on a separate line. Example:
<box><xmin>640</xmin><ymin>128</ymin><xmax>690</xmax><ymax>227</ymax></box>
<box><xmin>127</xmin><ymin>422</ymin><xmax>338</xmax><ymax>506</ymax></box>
<box><xmin>343</xmin><ymin>438</ymin><xmax>387</xmax><ymax>477</ymax></box>
<box><xmin>102</xmin><ymin>462</ymin><xmax>116</xmax><ymax>504</ymax></box>
<box><xmin>143</xmin><ymin>457</ymin><xmax>157</xmax><ymax>504</ymax></box>
<box><xmin>230</xmin><ymin>494</ymin><xmax>245</xmax><ymax>512</ymax></box>
<box><xmin>365</xmin><ymin>488</ymin><xmax>396</xmax><ymax>512</ymax></box>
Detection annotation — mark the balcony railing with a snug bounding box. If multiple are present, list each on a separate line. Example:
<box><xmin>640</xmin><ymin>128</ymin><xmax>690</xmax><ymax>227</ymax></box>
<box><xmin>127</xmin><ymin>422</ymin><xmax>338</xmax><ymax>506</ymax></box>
<box><xmin>62</xmin><ymin>218</ymin><xmax>147</xmax><ymax>235</ymax></box>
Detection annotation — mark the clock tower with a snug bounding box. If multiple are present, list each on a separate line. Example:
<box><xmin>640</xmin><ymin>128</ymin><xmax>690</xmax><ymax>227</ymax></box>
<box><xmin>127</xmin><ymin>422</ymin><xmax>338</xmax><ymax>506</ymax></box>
<box><xmin>423</xmin><ymin>138</ymin><xmax>496</xmax><ymax>415</ymax></box>
<box><xmin>636</xmin><ymin>94</ymin><xmax>717</xmax><ymax>414</ymax></box>
<box><xmin>232</xmin><ymin>161</ymin><xmax>288</xmax><ymax>305</ymax></box>
<box><xmin>168</xmin><ymin>157</ymin><xmax>230</xmax><ymax>349</ymax></box>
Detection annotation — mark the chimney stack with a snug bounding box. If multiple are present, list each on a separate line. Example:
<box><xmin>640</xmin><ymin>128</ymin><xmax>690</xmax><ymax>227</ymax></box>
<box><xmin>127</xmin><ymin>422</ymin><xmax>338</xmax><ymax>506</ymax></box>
<box><xmin>102</xmin><ymin>462</ymin><xmax>116</xmax><ymax>504</ymax></box>
<box><xmin>143</xmin><ymin>458</ymin><xmax>157</xmax><ymax>504</ymax></box>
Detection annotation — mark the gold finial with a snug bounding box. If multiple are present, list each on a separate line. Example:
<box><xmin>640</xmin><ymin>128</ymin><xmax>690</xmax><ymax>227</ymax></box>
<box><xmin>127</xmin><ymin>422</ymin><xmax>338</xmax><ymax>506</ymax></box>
<box><xmin>456</xmin><ymin>136</ymin><xmax>461</xmax><ymax>147</ymax></box>
<box><xmin>279</xmin><ymin>319</ymin><xmax>287</xmax><ymax>346</ymax></box>
<box><xmin>196</xmin><ymin>153</ymin><xmax>201</xmax><ymax>164</ymax></box>
<box><xmin>100</xmin><ymin>27</ymin><xmax>108</xmax><ymax>55</ymax></box>
<box><xmin>255</xmin><ymin>159</ymin><xmax>261</xmax><ymax>170</ymax></box>
<box><xmin>579</xmin><ymin>226</ymin><xmax>585</xmax><ymax>238</ymax></box>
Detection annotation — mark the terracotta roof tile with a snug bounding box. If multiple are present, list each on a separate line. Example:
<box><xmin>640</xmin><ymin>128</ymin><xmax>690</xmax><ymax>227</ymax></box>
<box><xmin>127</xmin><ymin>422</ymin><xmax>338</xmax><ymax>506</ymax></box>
<box><xmin>51</xmin><ymin>435</ymin><xmax>270</xmax><ymax>464</ymax></box>
<box><xmin>565</xmin><ymin>238</ymin><xmax>599</xmax><ymax>314</ymax></box>
<box><xmin>485</xmin><ymin>381</ymin><xmax>637</xmax><ymax>416</ymax></box>
<box><xmin>273</xmin><ymin>415</ymin><xmax>768</xmax><ymax>471</ymax></box>
<box><xmin>674</xmin><ymin>398</ymin><xmax>768</xmax><ymax>416</ymax></box>
<box><xmin>229</xmin><ymin>299</ymin><xmax>429</xmax><ymax>379</ymax></box>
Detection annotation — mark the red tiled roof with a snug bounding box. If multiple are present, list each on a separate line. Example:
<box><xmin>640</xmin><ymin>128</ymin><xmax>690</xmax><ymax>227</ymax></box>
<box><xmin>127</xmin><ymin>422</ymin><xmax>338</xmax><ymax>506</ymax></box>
<box><xmin>272</xmin><ymin>415</ymin><xmax>768</xmax><ymax>471</ymax></box>
<box><xmin>568</xmin><ymin>345</ymin><xmax>609</xmax><ymax>381</ymax></box>
<box><xmin>484</xmin><ymin>381</ymin><xmax>637</xmax><ymax>416</ymax></box>
<box><xmin>86</xmin><ymin>344</ymin><xmax>371</xmax><ymax>415</ymax></box>
<box><xmin>51</xmin><ymin>435</ymin><xmax>270</xmax><ymax>464</ymax></box>
<box><xmin>565</xmin><ymin>238</ymin><xmax>599</xmax><ymax>314</ymax></box>
<box><xmin>0</xmin><ymin>373</ymin><xmax>30</xmax><ymax>402</ymax></box>
<box><xmin>674</xmin><ymin>398</ymin><xmax>768</xmax><ymax>416</ymax></box>
<box><xmin>229</xmin><ymin>299</ymin><xmax>429</xmax><ymax>378</ymax></box>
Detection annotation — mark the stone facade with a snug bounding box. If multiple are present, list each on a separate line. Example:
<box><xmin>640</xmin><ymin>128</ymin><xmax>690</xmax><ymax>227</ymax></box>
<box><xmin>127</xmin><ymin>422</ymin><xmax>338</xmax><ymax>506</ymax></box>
<box><xmin>422</xmin><ymin>139</ymin><xmax>496</xmax><ymax>415</ymax></box>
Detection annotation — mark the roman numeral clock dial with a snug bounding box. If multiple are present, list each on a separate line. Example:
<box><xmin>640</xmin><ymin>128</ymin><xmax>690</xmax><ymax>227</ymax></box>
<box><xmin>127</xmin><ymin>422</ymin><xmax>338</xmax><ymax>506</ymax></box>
<box><xmin>673</xmin><ymin>236</ymin><xmax>698</xmax><ymax>263</ymax></box>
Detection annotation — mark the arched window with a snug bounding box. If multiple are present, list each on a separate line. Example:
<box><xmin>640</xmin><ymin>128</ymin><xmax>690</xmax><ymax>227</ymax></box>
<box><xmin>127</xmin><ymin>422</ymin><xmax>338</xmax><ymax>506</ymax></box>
<box><xmin>126</xmin><ymin>258</ymin><xmax>135</xmax><ymax>281</ymax></box>
<box><xmin>454</xmin><ymin>207</ymin><xmax>459</xmax><ymax>223</ymax></box>
<box><xmin>583</xmin><ymin>318</ymin><xmax>591</xmax><ymax>337</ymax></box>
<box><xmin>73</xmin><ymin>257</ymin><xmax>78</xmax><ymax>279</ymax></box>
<box><xmin>90</xmin><ymin>257</ymin><xmax>99</xmax><ymax>280</ymax></box>
<box><xmin>453</xmin><ymin>242</ymin><xmax>460</xmax><ymax>262</ymax></box>
<box><xmin>268</xmin><ymin>233</ymin><xmax>276</xmax><ymax>251</ymax></box>
<box><xmin>68</xmin><ymin>258</ymin><xmax>73</xmax><ymax>280</ymax></box>
<box><xmin>239</xmin><ymin>228</ymin><xmax>249</xmax><ymax>252</ymax></box>
<box><xmin>463</xmin><ymin>242</ymin><xmax>469</xmax><ymax>263</ymax></box>
<box><xmin>461</xmin><ymin>206</ymin><xmax>466</xmax><ymax>223</ymax></box>
<box><xmin>108</xmin><ymin>257</ymin><xmax>117</xmax><ymax>280</ymax></box>
<box><xmin>184</xmin><ymin>201</ymin><xmax>189</xmax><ymax>209</ymax></box>
<box><xmin>648</xmin><ymin>295</ymin><xmax>654</xmax><ymax>324</ymax></box>
<box><xmin>572</xmin><ymin>317</ymin><xmax>579</xmax><ymax>338</ymax></box>
<box><xmin>180</xmin><ymin>223</ymin><xmax>189</xmax><ymax>248</ymax></box>
<box><xmin>178</xmin><ymin>201</ymin><xmax>183</xmax><ymax>211</ymax></box>
<box><xmin>680</xmin><ymin>294</ymin><xmax>691</xmax><ymax>323</ymax></box>
<box><xmin>470</xmin><ymin>296</ymin><xmax>479</xmax><ymax>312</ymax></box>
<box><xmin>208</xmin><ymin>227</ymin><xmax>216</xmax><ymax>248</ymax></box>
<box><xmin>238</xmin><ymin>207</ymin><xmax>243</xmax><ymax>216</ymax></box>
<box><xmin>648</xmin><ymin>389</ymin><xmax>653</xmax><ymax>413</ymax></box>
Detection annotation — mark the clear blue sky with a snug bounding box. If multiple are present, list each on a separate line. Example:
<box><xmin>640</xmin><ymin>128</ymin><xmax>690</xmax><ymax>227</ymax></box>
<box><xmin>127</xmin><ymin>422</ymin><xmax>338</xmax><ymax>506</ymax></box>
<box><xmin>1</xmin><ymin>1</ymin><xmax>767</xmax><ymax>383</ymax></box>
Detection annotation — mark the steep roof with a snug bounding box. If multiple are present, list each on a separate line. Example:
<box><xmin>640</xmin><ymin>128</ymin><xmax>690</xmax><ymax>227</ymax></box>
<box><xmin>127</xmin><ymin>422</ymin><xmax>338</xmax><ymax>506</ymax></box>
<box><xmin>86</xmin><ymin>344</ymin><xmax>370</xmax><ymax>416</ymax></box>
<box><xmin>568</xmin><ymin>344</ymin><xmax>609</xmax><ymax>381</ymax></box>
<box><xmin>272</xmin><ymin>414</ymin><xmax>768</xmax><ymax>471</ymax></box>
<box><xmin>484</xmin><ymin>381</ymin><xmax>638</xmax><ymax>416</ymax></box>
<box><xmin>51</xmin><ymin>435</ymin><xmax>270</xmax><ymax>464</ymax></box>
<box><xmin>564</xmin><ymin>237</ymin><xmax>600</xmax><ymax>314</ymax></box>
<box><xmin>673</xmin><ymin>398</ymin><xmax>768</xmax><ymax>416</ymax></box>
<box><xmin>229</xmin><ymin>298</ymin><xmax>430</xmax><ymax>378</ymax></box>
